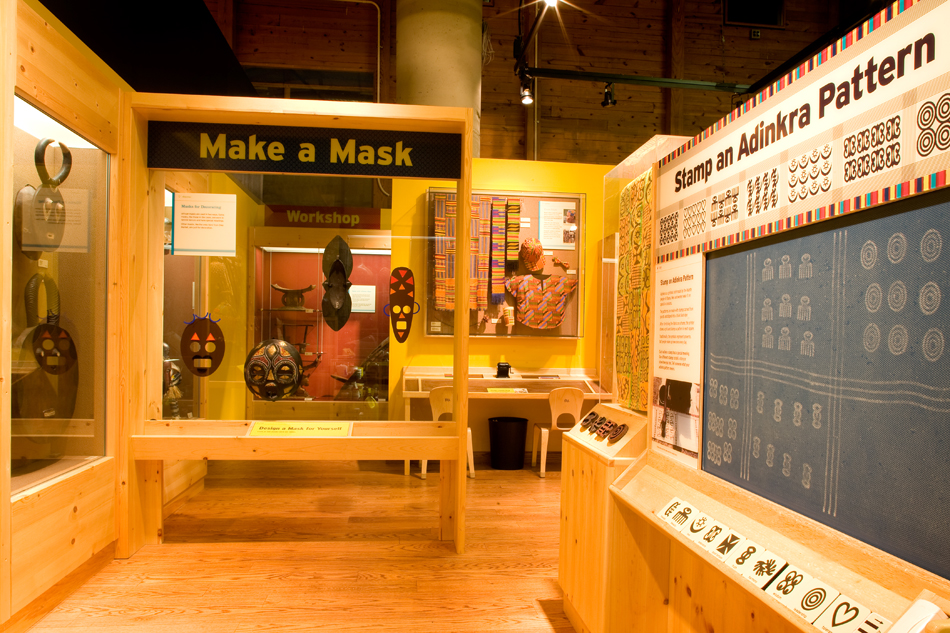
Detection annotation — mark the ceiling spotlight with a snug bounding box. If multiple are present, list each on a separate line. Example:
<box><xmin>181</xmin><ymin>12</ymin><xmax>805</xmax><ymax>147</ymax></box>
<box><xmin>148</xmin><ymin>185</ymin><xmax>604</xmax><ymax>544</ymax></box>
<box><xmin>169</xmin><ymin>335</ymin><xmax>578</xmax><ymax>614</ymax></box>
<box><xmin>520</xmin><ymin>77</ymin><xmax>534</xmax><ymax>105</ymax></box>
<box><xmin>601</xmin><ymin>82</ymin><xmax>617</xmax><ymax>108</ymax></box>
<box><xmin>543</xmin><ymin>0</ymin><xmax>559</xmax><ymax>6</ymax></box>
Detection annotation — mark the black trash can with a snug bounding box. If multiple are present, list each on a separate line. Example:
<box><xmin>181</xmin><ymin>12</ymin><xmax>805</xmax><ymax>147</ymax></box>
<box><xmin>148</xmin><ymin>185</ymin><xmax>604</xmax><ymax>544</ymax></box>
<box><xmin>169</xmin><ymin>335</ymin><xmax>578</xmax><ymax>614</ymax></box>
<box><xmin>488</xmin><ymin>416</ymin><xmax>528</xmax><ymax>470</ymax></box>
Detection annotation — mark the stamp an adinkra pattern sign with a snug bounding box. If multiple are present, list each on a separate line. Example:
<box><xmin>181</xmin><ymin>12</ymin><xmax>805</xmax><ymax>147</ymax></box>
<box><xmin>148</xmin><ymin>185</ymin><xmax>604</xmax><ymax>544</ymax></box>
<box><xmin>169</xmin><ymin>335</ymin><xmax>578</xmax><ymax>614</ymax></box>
<box><xmin>655</xmin><ymin>0</ymin><xmax>950</xmax><ymax>263</ymax></box>
<box><xmin>147</xmin><ymin>121</ymin><xmax>463</xmax><ymax>180</ymax></box>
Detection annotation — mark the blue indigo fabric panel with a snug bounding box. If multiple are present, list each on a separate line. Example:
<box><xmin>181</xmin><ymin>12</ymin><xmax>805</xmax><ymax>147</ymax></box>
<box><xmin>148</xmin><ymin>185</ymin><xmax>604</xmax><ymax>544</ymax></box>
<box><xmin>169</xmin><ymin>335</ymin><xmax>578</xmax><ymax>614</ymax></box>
<box><xmin>703</xmin><ymin>197</ymin><xmax>950</xmax><ymax>580</ymax></box>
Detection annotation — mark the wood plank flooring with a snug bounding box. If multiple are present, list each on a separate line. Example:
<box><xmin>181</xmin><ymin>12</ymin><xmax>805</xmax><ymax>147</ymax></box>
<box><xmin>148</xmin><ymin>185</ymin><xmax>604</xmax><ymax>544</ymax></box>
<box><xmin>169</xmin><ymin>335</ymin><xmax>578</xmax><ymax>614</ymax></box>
<box><xmin>29</xmin><ymin>455</ymin><xmax>572</xmax><ymax>632</ymax></box>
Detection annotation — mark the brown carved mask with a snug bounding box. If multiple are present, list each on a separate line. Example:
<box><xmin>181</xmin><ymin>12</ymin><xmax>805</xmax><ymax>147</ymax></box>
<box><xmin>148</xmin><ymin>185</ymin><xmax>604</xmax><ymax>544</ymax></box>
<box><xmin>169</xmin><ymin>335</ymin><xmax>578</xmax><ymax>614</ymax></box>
<box><xmin>387</xmin><ymin>267</ymin><xmax>418</xmax><ymax>344</ymax></box>
<box><xmin>32</xmin><ymin>323</ymin><xmax>77</xmax><ymax>375</ymax></box>
<box><xmin>181</xmin><ymin>316</ymin><xmax>226</xmax><ymax>377</ymax></box>
<box><xmin>244</xmin><ymin>339</ymin><xmax>302</xmax><ymax>401</ymax></box>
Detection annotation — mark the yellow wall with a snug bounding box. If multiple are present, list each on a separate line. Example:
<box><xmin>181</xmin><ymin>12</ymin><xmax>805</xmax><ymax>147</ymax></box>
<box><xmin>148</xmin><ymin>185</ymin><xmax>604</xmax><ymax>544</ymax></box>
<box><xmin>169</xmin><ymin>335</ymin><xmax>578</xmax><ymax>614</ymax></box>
<box><xmin>206</xmin><ymin>173</ymin><xmax>264</xmax><ymax>419</ymax></box>
<box><xmin>389</xmin><ymin>158</ymin><xmax>611</xmax><ymax>430</ymax></box>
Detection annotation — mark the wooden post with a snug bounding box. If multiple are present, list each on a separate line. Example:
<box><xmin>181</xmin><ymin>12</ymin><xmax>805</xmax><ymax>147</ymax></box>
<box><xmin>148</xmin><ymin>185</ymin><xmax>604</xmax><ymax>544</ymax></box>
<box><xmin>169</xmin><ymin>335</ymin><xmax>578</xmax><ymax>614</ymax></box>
<box><xmin>146</xmin><ymin>171</ymin><xmax>166</xmax><ymax>421</ymax></box>
<box><xmin>136</xmin><ymin>460</ymin><xmax>164</xmax><ymax>545</ymax></box>
<box><xmin>1</xmin><ymin>0</ymin><xmax>16</xmax><ymax>620</ymax></box>
<box><xmin>445</xmin><ymin>109</ymin><xmax>474</xmax><ymax>553</ymax></box>
<box><xmin>667</xmin><ymin>0</ymin><xmax>685</xmax><ymax>136</ymax></box>
<box><xmin>115</xmin><ymin>97</ymin><xmax>151</xmax><ymax>559</ymax></box>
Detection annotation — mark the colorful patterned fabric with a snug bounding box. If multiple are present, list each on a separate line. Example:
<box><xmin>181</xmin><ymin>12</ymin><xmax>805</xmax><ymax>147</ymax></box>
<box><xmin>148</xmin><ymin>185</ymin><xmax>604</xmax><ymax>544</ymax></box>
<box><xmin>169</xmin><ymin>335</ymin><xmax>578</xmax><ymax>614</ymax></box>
<box><xmin>490</xmin><ymin>197</ymin><xmax>507</xmax><ymax>303</ymax></box>
<box><xmin>468</xmin><ymin>197</ymin><xmax>479</xmax><ymax>310</ymax></box>
<box><xmin>434</xmin><ymin>192</ymin><xmax>484</xmax><ymax>311</ymax></box>
<box><xmin>434</xmin><ymin>193</ymin><xmax>448</xmax><ymax>310</ymax></box>
<box><xmin>477</xmin><ymin>196</ymin><xmax>491</xmax><ymax>309</ymax></box>
<box><xmin>445</xmin><ymin>198</ymin><xmax>457</xmax><ymax>309</ymax></box>
<box><xmin>519</xmin><ymin>237</ymin><xmax>545</xmax><ymax>272</ymax></box>
<box><xmin>506</xmin><ymin>199</ymin><xmax>521</xmax><ymax>267</ymax></box>
<box><xmin>504</xmin><ymin>274</ymin><xmax>577</xmax><ymax>329</ymax></box>
<box><xmin>616</xmin><ymin>169</ymin><xmax>653</xmax><ymax>412</ymax></box>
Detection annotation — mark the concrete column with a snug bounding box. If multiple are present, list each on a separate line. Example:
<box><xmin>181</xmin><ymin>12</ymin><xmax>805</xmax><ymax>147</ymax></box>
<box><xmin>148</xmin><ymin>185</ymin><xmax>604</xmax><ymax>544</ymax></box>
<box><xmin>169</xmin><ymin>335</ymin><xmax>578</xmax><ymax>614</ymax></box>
<box><xmin>396</xmin><ymin>0</ymin><xmax>482</xmax><ymax>156</ymax></box>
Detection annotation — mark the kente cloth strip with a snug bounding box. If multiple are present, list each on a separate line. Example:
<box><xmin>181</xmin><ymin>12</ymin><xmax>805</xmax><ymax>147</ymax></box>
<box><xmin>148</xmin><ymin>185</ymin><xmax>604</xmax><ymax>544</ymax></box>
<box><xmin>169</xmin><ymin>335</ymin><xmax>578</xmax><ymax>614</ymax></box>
<box><xmin>445</xmin><ymin>198</ymin><xmax>457</xmax><ymax>310</ymax></box>
<box><xmin>469</xmin><ymin>197</ymin><xmax>480</xmax><ymax>310</ymax></box>
<box><xmin>615</xmin><ymin>170</ymin><xmax>653</xmax><ymax>412</ymax></box>
<box><xmin>434</xmin><ymin>192</ymin><xmax>487</xmax><ymax>310</ymax></box>
<box><xmin>434</xmin><ymin>193</ymin><xmax>448</xmax><ymax>310</ymax></box>
<box><xmin>506</xmin><ymin>199</ymin><xmax>521</xmax><ymax>267</ymax></box>
<box><xmin>477</xmin><ymin>196</ymin><xmax>491</xmax><ymax>309</ymax></box>
<box><xmin>504</xmin><ymin>274</ymin><xmax>577</xmax><ymax>329</ymax></box>
<box><xmin>490</xmin><ymin>197</ymin><xmax>507</xmax><ymax>303</ymax></box>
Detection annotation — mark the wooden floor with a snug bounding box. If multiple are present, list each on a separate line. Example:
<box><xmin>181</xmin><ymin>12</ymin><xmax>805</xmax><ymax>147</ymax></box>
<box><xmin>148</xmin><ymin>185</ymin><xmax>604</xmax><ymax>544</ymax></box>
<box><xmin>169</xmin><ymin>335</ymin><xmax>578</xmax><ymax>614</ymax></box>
<box><xmin>30</xmin><ymin>455</ymin><xmax>573</xmax><ymax>632</ymax></box>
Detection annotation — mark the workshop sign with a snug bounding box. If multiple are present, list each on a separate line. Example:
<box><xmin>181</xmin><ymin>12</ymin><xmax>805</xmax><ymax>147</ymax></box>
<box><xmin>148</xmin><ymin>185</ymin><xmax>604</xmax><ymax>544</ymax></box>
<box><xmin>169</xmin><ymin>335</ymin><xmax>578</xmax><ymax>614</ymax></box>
<box><xmin>148</xmin><ymin>121</ymin><xmax>462</xmax><ymax>179</ymax></box>
<box><xmin>264</xmin><ymin>205</ymin><xmax>382</xmax><ymax>230</ymax></box>
<box><xmin>656</xmin><ymin>0</ymin><xmax>950</xmax><ymax>262</ymax></box>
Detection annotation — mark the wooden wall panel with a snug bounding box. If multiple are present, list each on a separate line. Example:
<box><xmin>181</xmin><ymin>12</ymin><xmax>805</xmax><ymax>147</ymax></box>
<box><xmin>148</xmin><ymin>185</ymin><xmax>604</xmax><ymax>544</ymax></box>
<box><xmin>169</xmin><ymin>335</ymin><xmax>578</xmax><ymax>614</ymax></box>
<box><xmin>483</xmin><ymin>0</ymin><xmax>837</xmax><ymax>164</ymax></box>
<box><xmin>199</xmin><ymin>0</ymin><xmax>837</xmax><ymax>164</ymax></box>
<box><xmin>9</xmin><ymin>459</ymin><xmax>115</xmax><ymax>613</ymax></box>
<box><xmin>1</xmin><ymin>0</ymin><xmax>15</xmax><ymax>622</ymax></box>
<box><xmin>234</xmin><ymin>0</ymin><xmax>378</xmax><ymax>73</ymax></box>
<box><xmin>162</xmin><ymin>460</ymin><xmax>207</xmax><ymax>507</ymax></box>
<box><xmin>14</xmin><ymin>0</ymin><xmax>121</xmax><ymax>153</ymax></box>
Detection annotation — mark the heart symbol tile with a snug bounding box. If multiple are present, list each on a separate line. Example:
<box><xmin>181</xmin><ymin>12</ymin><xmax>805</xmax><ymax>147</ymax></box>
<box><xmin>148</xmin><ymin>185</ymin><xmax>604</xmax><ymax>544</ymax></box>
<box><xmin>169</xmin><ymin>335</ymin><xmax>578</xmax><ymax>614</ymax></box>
<box><xmin>832</xmin><ymin>602</ymin><xmax>859</xmax><ymax>627</ymax></box>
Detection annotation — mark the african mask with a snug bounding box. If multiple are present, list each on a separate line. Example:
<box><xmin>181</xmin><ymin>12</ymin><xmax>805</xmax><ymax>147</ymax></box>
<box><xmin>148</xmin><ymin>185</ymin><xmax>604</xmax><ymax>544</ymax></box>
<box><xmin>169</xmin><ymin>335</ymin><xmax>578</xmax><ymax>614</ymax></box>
<box><xmin>181</xmin><ymin>315</ymin><xmax>226</xmax><ymax>377</ymax></box>
<box><xmin>32</xmin><ymin>323</ymin><xmax>77</xmax><ymax>375</ymax></box>
<box><xmin>322</xmin><ymin>235</ymin><xmax>354</xmax><ymax>331</ymax></box>
<box><xmin>14</xmin><ymin>139</ymin><xmax>71</xmax><ymax>257</ymax></box>
<box><xmin>386</xmin><ymin>267</ymin><xmax>419</xmax><ymax>343</ymax></box>
<box><xmin>244</xmin><ymin>339</ymin><xmax>303</xmax><ymax>401</ymax></box>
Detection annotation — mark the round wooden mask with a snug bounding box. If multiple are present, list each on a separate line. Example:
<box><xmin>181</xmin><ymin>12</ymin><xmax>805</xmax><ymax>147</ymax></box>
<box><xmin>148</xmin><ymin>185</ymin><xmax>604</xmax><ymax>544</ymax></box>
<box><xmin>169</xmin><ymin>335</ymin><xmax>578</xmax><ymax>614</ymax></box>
<box><xmin>243</xmin><ymin>339</ymin><xmax>302</xmax><ymax>401</ymax></box>
<box><xmin>32</xmin><ymin>323</ymin><xmax>77</xmax><ymax>375</ymax></box>
<box><xmin>181</xmin><ymin>316</ymin><xmax>226</xmax><ymax>377</ymax></box>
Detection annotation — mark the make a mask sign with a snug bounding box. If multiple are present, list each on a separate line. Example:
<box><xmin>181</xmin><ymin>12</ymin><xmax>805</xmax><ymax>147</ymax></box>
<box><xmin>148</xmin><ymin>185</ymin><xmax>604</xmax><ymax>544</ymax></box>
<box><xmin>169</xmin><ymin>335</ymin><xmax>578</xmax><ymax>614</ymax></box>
<box><xmin>243</xmin><ymin>339</ymin><xmax>303</xmax><ymax>401</ymax></box>
<box><xmin>181</xmin><ymin>314</ymin><xmax>225</xmax><ymax>376</ymax></box>
<box><xmin>386</xmin><ymin>267</ymin><xmax>419</xmax><ymax>343</ymax></box>
<box><xmin>14</xmin><ymin>138</ymin><xmax>71</xmax><ymax>259</ymax></box>
<box><xmin>322</xmin><ymin>235</ymin><xmax>353</xmax><ymax>331</ymax></box>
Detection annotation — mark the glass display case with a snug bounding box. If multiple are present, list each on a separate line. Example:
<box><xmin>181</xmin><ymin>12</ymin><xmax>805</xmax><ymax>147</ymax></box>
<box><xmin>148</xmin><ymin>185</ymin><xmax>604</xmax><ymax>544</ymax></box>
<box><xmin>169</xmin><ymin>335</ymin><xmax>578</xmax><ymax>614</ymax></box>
<box><xmin>425</xmin><ymin>187</ymin><xmax>585</xmax><ymax>337</ymax></box>
<box><xmin>253</xmin><ymin>241</ymin><xmax>391</xmax><ymax>405</ymax></box>
<box><xmin>9</xmin><ymin>97</ymin><xmax>109</xmax><ymax>494</ymax></box>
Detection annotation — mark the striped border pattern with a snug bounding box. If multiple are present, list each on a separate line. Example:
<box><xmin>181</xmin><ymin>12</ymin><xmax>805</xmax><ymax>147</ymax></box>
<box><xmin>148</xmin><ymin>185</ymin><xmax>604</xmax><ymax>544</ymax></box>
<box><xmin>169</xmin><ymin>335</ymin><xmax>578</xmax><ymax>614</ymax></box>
<box><xmin>655</xmin><ymin>0</ymin><xmax>948</xmax><ymax>263</ymax></box>
<box><xmin>657</xmin><ymin>169</ymin><xmax>948</xmax><ymax>262</ymax></box>
<box><xmin>660</xmin><ymin>0</ymin><xmax>921</xmax><ymax>168</ymax></box>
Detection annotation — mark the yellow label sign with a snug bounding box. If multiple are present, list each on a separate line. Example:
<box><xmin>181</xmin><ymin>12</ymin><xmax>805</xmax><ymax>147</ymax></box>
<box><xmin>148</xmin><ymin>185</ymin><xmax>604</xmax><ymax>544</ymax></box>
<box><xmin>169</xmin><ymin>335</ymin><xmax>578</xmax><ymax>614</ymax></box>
<box><xmin>249</xmin><ymin>421</ymin><xmax>351</xmax><ymax>437</ymax></box>
<box><xmin>486</xmin><ymin>388</ymin><xmax>516</xmax><ymax>393</ymax></box>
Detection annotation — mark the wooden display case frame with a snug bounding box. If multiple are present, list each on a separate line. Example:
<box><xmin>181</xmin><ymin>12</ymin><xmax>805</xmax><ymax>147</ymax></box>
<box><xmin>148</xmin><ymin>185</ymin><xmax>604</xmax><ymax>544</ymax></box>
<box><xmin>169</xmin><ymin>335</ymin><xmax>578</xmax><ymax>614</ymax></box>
<box><xmin>607</xmin><ymin>445</ymin><xmax>950</xmax><ymax>632</ymax></box>
<box><xmin>121</xmin><ymin>93</ymin><xmax>475</xmax><ymax>559</ymax></box>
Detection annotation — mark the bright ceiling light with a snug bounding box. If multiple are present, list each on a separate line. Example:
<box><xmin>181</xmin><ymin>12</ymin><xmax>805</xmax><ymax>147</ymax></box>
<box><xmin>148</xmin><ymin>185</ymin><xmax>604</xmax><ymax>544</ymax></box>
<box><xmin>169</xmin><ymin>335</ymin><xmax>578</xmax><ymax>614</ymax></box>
<box><xmin>520</xmin><ymin>81</ymin><xmax>534</xmax><ymax>105</ymax></box>
<box><xmin>543</xmin><ymin>0</ymin><xmax>558</xmax><ymax>6</ymax></box>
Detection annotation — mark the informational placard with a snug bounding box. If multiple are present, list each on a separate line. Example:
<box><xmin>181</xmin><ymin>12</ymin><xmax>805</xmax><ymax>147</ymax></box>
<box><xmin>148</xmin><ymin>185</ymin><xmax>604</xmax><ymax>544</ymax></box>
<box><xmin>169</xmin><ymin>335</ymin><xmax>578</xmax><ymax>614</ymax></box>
<box><xmin>21</xmin><ymin>187</ymin><xmax>90</xmax><ymax>254</ymax></box>
<box><xmin>350</xmin><ymin>285</ymin><xmax>377</xmax><ymax>313</ymax></box>
<box><xmin>57</xmin><ymin>188</ymin><xmax>90</xmax><ymax>253</ymax></box>
<box><xmin>249</xmin><ymin>421</ymin><xmax>351</xmax><ymax>437</ymax></box>
<box><xmin>656</xmin><ymin>0</ymin><xmax>950</xmax><ymax>263</ymax></box>
<box><xmin>538</xmin><ymin>200</ymin><xmax>578</xmax><ymax>249</ymax></box>
<box><xmin>651</xmin><ymin>253</ymin><xmax>704</xmax><ymax>461</ymax></box>
<box><xmin>171</xmin><ymin>193</ymin><xmax>237</xmax><ymax>257</ymax></box>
